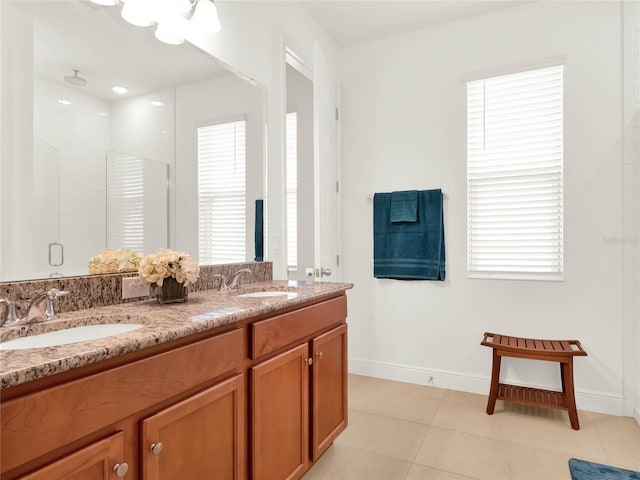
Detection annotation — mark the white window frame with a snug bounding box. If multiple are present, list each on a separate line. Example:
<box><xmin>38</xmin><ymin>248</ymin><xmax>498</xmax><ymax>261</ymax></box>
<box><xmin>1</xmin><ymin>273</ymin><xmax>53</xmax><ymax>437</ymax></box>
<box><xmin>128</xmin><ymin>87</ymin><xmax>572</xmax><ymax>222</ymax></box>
<box><xmin>466</xmin><ymin>64</ymin><xmax>564</xmax><ymax>281</ymax></box>
<box><xmin>197</xmin><ymin>118</ymin><xmax>247</xmax><ymax>265</ymax></box>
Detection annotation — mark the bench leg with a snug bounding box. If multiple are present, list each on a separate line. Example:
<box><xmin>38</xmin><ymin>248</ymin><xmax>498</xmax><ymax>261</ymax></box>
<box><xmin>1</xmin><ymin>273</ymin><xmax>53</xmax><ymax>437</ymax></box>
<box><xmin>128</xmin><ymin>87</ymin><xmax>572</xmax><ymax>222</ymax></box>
<box><xmin>486</xmin><ymin>350</ymin><xmax>501</xmax><ymax>415</ymax></box>
<box><xmin>561</xmin><ymin>359</ymin><xmax>580</xmax><ymax>430</ymax></box>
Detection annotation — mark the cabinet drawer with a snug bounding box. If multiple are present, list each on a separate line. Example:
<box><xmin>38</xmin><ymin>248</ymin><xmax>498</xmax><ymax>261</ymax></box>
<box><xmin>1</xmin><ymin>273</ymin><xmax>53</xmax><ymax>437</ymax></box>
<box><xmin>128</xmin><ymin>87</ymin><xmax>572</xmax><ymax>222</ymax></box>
<box><xmin>1</xmin><ymin>328</ymin><xmax>244</xmax><ymax>473</ymax></box>
<box><xmin>251</xmin><ymin>296</ymin><xmax>347</xmax><ymax>359</ymax></box>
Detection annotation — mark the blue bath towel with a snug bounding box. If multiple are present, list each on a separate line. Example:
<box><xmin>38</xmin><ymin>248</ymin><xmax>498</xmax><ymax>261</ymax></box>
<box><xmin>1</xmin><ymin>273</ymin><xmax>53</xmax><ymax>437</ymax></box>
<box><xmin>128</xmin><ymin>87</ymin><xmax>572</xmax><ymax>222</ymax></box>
<box><xmin>390</xmin><ymin>190</ymin><xmax>418</xmax><ymax>223</ymax></box>
<box><xmin>373</xmin><ymin>189</ymin><xmax>445</xmax><ymax>280</ymax></box>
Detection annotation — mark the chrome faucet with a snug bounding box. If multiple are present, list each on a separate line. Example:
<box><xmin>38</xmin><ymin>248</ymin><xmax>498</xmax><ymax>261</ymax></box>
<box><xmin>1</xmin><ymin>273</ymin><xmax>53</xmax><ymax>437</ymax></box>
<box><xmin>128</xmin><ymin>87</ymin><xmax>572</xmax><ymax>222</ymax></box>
<box><xmin>215</xmin><ymin>268</ymin><xmax>252</xmax><ymax>291</ymax></box>
<box><xmin>0</xmin><ymin>298</ymin><xmax>18</xmax><ymax>326</ymax></box>
<box><xmin>229</xmin><ymin>268</ymin><xmax>251</xmax><ymax>289</ymax></box>
<box><xmin>0</xmin><ymin>288</ymin><xmax>69</xmax><ymax>326</ymax></box>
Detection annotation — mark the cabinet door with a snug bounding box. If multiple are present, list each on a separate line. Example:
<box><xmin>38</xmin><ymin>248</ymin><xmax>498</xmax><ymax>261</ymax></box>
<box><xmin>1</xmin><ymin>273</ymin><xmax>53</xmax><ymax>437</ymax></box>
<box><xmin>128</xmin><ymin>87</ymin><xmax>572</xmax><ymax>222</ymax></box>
<box><xmin>311</xmin><ymin>324</ymin><xmax>348</xmax><ymax>460</ymax></box>
<box><xmin>20</xmin><ymin>431</ymin><xmax>127</xmax><ymax>480</ymax></box>
<box><xmin>251</xmin><ymin>343</ymin><xmax>310</xmax><ymax>480</ymax></box>
<box><xmin>141</xmin><ymin>374</ymin><xmax>245</xmax><ymax>480</ymax></box>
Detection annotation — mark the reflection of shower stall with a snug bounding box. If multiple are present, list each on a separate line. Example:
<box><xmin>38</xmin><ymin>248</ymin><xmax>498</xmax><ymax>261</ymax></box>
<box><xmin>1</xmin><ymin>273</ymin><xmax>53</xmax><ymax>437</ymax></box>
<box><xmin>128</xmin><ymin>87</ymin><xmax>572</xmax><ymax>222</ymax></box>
<box><xmin>106</xmin><ymin>151</ymin><xmax>169</xmax><ymax>255</ymax></box>
<box><xmin>33</xmin><ymin>137</ymin><xmax>64</xmax><ymax>278</ymax></box>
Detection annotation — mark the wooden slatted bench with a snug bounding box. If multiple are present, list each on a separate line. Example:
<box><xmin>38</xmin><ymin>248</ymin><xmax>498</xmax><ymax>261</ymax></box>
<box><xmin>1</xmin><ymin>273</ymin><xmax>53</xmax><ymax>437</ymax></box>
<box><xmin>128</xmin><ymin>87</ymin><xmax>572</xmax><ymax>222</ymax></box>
<box><xmin>481</xmin><ymin>332</ymin><xmax>588</xmax><ymax>430</ymax></box>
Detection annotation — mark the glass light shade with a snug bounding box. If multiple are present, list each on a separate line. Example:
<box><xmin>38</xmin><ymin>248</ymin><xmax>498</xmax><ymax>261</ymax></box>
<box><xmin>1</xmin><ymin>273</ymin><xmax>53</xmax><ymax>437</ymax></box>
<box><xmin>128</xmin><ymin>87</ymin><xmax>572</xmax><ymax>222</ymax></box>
<box><xmin>154</xmin><ymin>15</ymin><xmax>189</xmax><ymax>45</ymax></box>
<box><xmin>190</xmin><ymin>0</ymin><xmax>221</xmax><ymax>34</ymax></box>
<box><xmin>175</xmin><ymin>0</ymin><xmax>192</xmax><ymax>15</ymax></box>
<box><xmin>121</xmin><ymin>0</ymin><xmax>154</xmax><ymax>27</ymax></box>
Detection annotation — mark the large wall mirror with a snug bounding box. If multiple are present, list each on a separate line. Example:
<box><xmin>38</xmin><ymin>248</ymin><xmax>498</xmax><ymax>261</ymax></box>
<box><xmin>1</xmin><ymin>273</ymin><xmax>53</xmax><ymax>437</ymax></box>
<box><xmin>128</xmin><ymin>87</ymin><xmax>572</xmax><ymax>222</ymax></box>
<box><xmin>0</xmin><ymin>0</ymin><xmax>267</xmax><ymax>282</ymax></box>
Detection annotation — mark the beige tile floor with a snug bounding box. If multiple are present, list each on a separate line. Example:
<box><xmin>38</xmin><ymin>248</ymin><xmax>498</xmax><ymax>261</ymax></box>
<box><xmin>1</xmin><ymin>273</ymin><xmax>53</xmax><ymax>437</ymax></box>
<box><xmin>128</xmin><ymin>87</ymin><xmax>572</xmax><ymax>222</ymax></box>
<box><xmin>303</xmin><ymin>374</ymin><xmax>640</xmax><ymax>480</ymax></box>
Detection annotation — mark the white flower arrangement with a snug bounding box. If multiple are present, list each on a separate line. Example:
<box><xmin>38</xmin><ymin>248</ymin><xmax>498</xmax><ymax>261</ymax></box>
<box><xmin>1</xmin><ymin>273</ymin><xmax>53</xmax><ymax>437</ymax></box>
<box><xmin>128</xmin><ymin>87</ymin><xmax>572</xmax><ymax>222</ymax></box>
<box><xmin>138</xmin><ymin>249</ymin><xmax>200</xmax><ymax>286</ymax></box>
<box><xmin>88</xmin><ymin>249</ymin><xmax>142</xmax><ymax>274</ymax></box>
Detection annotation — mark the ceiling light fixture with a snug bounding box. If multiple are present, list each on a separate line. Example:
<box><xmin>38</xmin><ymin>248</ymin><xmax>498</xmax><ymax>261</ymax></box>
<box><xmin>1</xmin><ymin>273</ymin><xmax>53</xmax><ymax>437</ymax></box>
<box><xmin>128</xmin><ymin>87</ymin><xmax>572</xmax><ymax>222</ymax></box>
<box><xmin>120</xmin><ymin>0</ymin><xmax>154</xmax><ymax>27</ymax></box>
<box><xmin>57</xmin><ymin>99</ymin><xmax>72</xmax><ymax>106</ymax></box>
<box><xmin>190</xmin><ymin>0</ymin><xmax>221</xmax><ymax>34</ymax></box>
<box><xmin>112</xmin><ymin>85</ymin><xmax>128</xmax><ymax>95</ymax></box>
<box><xmin>93</xmin><ymin>0</ymin><xmax>221</xmax><ymax>45</ymax></box>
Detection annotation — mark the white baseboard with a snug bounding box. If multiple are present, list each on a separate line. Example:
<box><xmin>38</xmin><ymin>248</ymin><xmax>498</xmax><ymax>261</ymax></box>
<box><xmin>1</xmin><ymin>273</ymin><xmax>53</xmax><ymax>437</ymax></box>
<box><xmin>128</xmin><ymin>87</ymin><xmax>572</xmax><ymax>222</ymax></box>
<box><xmin>349</xmin><ymin>356</ymin><xmax>625</xmax><ymax>416</ymax></box>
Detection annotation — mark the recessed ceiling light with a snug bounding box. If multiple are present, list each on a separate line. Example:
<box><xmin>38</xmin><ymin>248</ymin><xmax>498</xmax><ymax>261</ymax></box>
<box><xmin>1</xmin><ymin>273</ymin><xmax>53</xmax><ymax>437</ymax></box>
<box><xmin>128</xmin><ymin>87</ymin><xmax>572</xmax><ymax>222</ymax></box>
<box><xmin>150</xmin><ymin>101</ymin><xmax>165</xmax><ymax>107</ymax></box>
<box><xmin>112</xmin><ymin>85</ymin><xmax>128</xmax><ymax>95</ymax></box>
<box><xmin>57</xmin><ymin>99</ymin><xmax>72</xmax><ymax>106</ymax></box>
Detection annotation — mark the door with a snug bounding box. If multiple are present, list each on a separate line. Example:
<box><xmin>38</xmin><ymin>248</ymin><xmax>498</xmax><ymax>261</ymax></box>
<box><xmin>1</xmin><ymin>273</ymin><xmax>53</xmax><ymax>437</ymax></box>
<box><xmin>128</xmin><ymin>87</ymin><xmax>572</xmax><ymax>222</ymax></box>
<box><xmin>20</xmin><ymin>431</ymin><xmax>127</xmax><ymax>480</ymax></box>
<box><xmin>251</xmin><ymin>343</ymin><xmax>310</xmax><ymax>480</ymax></box>
<box><xmin>311</xmin><ymin>324</ymin><xmax>348</xmax><ymax>460</ymax></box>
<box><xmin>141</xmin><ymin>374</ymin><xmax>246</xmax><ymax>480</ymax></box>
<box><xmin>313</xmin><ymin>42</ymin><xmax>341</xmax><ymax>281</ymax></box>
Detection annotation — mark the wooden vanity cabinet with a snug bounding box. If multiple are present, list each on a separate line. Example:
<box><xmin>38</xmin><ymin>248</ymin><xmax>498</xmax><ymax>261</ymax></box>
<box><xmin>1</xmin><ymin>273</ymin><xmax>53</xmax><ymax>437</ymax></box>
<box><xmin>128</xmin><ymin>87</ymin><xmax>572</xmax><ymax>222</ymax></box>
<box><xmin>311</xmin><ymin>324</ymin><xmax>348</xmax><ymax>460</ymax></box>
<box><xmin>1</xmin><ymin>292</ymin><xmax>349</xmax><ymax>480</ymax></box>
<box><xmin>18</xmin><ymin>431</ymin><xmax>128</xmax><ymax>480</ymax></box>
<box><xmin>250</xmin><ymin>296</ymin><xmax>348</xmax><ymax>480</ymax></box>
<box><xmin>141</xmin><ymin>374</ymin><xmax>246</xmax><ymax>480</ymax></box>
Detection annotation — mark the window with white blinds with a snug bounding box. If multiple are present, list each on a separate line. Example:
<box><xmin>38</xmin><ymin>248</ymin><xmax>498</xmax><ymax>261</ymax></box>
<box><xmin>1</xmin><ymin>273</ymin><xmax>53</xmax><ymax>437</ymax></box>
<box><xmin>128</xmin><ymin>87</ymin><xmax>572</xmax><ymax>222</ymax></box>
<box><xmin>197</xmin><ymin>119</ymin><xmax>246</xmax><ymax>264</ymax></box>
<box><xmin>286</xmin><ymin>112</ymin><xmax>298</xmax><ymax>271</ymax></box>
<box><xmin>106</xmin><ymin>154</ymin><xmax>144</xmax><ymax>253</ymax></box>
<box><xmin>467</xmin><ymin>65</ymin><xmax>564</xmax><ymax>279</ymax></box>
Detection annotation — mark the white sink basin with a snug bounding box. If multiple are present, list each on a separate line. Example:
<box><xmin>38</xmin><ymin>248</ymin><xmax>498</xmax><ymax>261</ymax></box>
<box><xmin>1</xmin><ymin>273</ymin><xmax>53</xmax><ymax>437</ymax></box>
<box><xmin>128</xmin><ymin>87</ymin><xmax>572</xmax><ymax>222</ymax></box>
<box><xmin>0</xmin><ymin>324</ymin><xmax>144</xmax><ymax>350</ymax></box>
<box><xmin>237</xmin><ymin>291</ymin><xmax>291</xmax><ymax>298</ymax></box>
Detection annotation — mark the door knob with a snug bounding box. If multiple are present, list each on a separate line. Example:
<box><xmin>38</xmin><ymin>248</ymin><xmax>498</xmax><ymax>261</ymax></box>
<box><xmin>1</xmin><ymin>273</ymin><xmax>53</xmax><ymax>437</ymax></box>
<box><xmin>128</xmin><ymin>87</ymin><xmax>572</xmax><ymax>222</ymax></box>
<box><xmin>315</xmin><ymin>351</ymin><xmax>323</xmax><ymax>359</ymax></box>
<box><xmin>317</xmin><ymin>267</ymin><xmax>332</xmax><ymax>277</ymax></box>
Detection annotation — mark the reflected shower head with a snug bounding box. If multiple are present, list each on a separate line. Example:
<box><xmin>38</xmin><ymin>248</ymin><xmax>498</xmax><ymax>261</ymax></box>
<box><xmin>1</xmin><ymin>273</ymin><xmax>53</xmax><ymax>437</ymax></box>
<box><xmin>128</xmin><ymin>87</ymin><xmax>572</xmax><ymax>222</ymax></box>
<box><xmin>64</xmin><ymin>69</ymin><xmax>87</xmax><ymax>87</ymax></box>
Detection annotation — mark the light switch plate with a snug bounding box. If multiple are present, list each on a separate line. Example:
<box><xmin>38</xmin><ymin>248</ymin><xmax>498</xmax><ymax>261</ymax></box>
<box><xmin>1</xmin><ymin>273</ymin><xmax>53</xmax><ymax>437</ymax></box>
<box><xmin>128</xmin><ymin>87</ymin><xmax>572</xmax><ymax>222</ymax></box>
<box><xmin>122</xmin><ymin>276</ymin><xmax>150</xmax><ymax>299</ymax></box>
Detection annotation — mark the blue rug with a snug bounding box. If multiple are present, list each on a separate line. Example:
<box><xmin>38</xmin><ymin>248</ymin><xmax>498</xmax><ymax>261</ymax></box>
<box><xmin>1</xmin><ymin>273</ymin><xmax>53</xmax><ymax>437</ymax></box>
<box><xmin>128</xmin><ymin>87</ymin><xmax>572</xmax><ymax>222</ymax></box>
<box><xmin>569</xmin><ymin>458</ymin><xmax>640</xmax><ymax>480</ymax></box>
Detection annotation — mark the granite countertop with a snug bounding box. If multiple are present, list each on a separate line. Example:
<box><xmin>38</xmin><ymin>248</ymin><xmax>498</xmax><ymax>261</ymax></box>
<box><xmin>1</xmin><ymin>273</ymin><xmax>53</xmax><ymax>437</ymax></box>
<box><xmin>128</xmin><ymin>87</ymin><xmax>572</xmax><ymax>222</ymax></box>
<box><xmin>0</xmin><ymin>280</ymin><xmax>353</xmax><ymax>389</ymax></box>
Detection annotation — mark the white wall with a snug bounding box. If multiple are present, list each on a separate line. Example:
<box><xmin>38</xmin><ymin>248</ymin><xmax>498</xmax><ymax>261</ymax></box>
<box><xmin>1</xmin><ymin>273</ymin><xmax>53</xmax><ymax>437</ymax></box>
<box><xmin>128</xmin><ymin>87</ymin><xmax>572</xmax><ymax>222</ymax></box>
<box><xmin>1</xmin><ymin>4</ymin><xmax>34</xmax><ymax>280</ymax></box>
<box><xmin>622</xmin><ymin>0</ymin><xmax>640</xmax><ymax>423</ymax></box>
<box><xmin>175</xmin><ymin>75</ymin><xmax>265</xmax><ymax>263</ymax></box>
<box><xmin>341</xmin><ymin>1</ymin><xmax>627</xmax><ymax>415</ymax></box>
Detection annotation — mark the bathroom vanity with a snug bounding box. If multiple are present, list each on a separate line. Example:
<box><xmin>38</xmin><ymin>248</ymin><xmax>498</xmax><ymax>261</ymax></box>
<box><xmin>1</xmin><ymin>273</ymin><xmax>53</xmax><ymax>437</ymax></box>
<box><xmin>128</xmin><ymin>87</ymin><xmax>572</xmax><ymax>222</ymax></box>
<box><xmin>0</xmin><ymin>281</ymin><xmax>351</xmax><ymax>480</ymax></box>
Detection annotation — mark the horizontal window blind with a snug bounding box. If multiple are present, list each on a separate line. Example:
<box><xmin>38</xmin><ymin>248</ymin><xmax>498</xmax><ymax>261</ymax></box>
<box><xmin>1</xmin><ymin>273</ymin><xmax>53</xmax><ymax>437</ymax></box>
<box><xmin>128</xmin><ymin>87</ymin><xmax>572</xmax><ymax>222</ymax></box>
<box><xmin>467</xmin><ymin>65</ymin><xmax>564</xmax><ymax>279</ymax></box>
<box><xmin>286</xmin><ymin>112</ymin><xmax>298</xmax><ymax>271</ymax></box>
<box><xmin>198</xmin><ymin>120</ymin><xmax>246</xmax><ymax>265</ymax></box>
<box><xmin>107</xmin><ymin>154</ymin><xmax>144</xmax><ymax>253</ymax></box>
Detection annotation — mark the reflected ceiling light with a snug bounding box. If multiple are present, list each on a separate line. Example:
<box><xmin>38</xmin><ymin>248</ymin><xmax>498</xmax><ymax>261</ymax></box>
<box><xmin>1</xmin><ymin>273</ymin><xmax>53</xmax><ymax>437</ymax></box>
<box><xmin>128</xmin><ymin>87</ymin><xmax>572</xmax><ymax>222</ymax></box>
<box><xmin>100</xmin><ymin>0</ymin><xmax>221</xmax><ymax>45</ymax></box>
<box><xmin>89</xmin><ymin>0</ymin><xmax>118</xmax><ymax>5</ymax></box>
<box><xmin>191</xmin><ymin>0</ymin><xmax>221</xmax><ymax>34</ymax></box>
<box><xmin>154</xmin><ymin>14</ymin><xmax>189</xmax><ymax>45</ymax></box>
<box><xmin>121</xmin><ymin>0</ymin><xmax>154</xmax><ymax>27</ymax></box>
<box><xmin>150</xmin><ymin>101</ymin><xmax>165</xmax><ymax>107</ymax></box>
<box><xmin>57</xmin><ymin>99</ymin><xmax>72</xmax><ymax>106</ymax></box>
<box><xmin>112</xmin><ymin>85</ymin><xmax>128</xmax><ymax>94</ymax></box>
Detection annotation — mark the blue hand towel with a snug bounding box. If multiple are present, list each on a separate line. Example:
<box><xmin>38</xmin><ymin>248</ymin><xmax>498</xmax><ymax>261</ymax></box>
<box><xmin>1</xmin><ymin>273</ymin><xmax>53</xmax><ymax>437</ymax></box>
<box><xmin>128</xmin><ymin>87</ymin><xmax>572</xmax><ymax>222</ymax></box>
<box><xmin>373</xmin><ymin>189</ymin><xmax>445</xmax><ymax>281</ymax></box>
<box><xmin>254</xmin><ymin>199</ymin><xmax>264</xmax><ymax>261</ymax></box>
<box><xmin>390</xmin><ymin>190</ymin><xmax>418</xmax><ymax>223</ymax></box>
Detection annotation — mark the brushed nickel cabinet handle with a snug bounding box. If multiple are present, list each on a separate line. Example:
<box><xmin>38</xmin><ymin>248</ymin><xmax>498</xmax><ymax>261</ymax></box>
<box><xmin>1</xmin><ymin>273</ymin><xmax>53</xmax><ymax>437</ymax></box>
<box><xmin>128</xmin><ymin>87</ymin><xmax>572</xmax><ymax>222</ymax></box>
<box><xmin>150</xmin><ymin>442</ymin><xmax>164</xmax><ymax>456</ymax></box>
